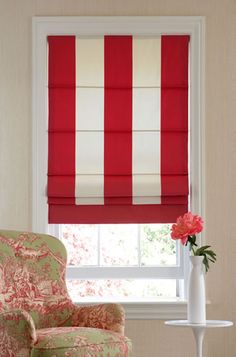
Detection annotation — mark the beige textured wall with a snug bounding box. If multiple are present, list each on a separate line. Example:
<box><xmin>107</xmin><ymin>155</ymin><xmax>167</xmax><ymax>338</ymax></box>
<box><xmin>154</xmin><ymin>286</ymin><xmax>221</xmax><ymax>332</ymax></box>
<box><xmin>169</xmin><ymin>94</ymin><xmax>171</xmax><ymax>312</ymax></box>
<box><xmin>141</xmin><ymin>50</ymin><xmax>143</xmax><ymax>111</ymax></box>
<box><xmin>0</xmin><ymin>0</ymin><xmax>236</xmax><ymax>356</ymax></box>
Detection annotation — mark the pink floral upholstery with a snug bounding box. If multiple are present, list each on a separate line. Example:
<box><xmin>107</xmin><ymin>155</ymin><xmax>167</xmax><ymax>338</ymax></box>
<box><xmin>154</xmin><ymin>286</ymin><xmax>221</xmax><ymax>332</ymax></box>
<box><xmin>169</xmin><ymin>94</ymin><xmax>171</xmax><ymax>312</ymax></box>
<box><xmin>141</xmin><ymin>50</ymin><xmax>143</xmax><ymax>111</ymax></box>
<box><xmin>33</xmin><ymin>327</ymin><xmax>130</xmax><ymax>356</ymax></box>
<box><xmin>0</xmin><ymin>309</ymin><xmax>37</xmax><ymax>357</ymax></box>
<box><xmin>0</xmin><ymin>230</ymin><xmax>132</xmax><ymax>356</ymax></box>
<box><xmin>66</xmin><ymin>304</ymin><xmax>125</xmax><ymax>335</ymax></box>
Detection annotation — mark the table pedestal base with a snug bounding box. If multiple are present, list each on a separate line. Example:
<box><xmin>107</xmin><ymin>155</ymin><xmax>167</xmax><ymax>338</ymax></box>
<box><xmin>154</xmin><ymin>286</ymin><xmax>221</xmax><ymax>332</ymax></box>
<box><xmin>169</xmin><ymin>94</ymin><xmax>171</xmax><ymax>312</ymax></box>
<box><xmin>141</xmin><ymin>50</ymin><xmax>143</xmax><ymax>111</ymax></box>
<box><xmin>192</xmin><ymin>327</ymin><xmax>205</xmax><ymax>357</ymax></box>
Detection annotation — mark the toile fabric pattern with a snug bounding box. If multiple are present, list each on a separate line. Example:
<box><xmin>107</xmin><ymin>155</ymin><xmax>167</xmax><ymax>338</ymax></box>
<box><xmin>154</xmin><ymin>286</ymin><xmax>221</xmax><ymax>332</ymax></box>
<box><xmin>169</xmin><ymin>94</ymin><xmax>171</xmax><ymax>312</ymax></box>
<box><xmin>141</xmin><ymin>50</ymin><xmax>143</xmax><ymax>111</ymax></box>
<box><xmin>0</xmin><ymin>230</ymin><xmax>132</xmax><ymax>356</ymax></box>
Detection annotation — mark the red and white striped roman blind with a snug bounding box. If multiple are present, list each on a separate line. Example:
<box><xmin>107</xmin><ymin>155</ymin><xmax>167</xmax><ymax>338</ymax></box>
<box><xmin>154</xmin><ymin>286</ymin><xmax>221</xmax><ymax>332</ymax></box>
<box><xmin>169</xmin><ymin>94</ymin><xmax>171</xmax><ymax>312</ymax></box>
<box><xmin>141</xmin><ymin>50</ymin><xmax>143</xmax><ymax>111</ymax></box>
<box><xmin>48</xmin><ymin>35</ymin><xmax>189</xmax><ymax>223</ymax></box>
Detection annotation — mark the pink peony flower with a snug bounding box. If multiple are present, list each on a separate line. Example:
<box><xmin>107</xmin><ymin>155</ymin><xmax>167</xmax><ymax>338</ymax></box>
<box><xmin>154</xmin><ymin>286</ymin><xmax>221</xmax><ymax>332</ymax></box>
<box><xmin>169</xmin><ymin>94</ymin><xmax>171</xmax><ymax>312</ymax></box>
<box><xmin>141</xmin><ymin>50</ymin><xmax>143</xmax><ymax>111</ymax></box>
<box><xmin>171</xmin><ymin>212</ymin><xmax>203</xmax><ymax>245</ymax></box>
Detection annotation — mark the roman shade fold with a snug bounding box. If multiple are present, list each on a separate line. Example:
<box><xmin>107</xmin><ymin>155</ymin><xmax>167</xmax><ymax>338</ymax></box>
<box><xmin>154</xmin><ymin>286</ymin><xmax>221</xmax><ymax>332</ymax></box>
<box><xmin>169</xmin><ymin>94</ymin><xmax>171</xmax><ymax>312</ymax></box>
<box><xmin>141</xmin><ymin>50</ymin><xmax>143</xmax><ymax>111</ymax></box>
<box><xmin>48</xmin><ymin>35</ymin><xmax>189</xmax><ymax>223</ymax></box>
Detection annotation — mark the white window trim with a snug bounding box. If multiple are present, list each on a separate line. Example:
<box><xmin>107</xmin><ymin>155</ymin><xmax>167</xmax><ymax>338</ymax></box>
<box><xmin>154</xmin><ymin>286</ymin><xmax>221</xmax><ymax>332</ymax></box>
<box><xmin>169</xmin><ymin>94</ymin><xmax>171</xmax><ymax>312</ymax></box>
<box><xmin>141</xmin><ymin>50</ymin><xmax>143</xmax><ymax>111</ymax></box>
<box><xmin>32</xmin><ymin>16</ymin><xmax>205</xmax><ymax>319</ymax></box>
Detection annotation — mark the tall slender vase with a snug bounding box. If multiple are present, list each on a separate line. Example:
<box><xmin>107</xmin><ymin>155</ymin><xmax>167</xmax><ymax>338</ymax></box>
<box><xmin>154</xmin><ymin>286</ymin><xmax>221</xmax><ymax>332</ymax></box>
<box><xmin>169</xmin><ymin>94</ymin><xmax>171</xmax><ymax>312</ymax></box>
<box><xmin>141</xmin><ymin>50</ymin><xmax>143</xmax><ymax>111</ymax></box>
<box><xmin>187</xmin><ymin>255</ymin><xmax>206</xmax><ymax>324</ymax></box>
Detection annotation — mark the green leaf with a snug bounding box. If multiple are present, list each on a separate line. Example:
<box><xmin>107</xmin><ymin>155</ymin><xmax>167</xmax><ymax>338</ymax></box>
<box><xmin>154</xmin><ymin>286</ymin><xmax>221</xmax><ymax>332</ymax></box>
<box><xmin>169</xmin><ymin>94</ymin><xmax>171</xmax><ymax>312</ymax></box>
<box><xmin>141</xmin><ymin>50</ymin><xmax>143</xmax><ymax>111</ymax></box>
<box><xmin>202</xmin><ymin>255</ymin><xmax>209</xmax><ymax>272</ymax></box>
<box><xmin>194</xmin><ymin>245</ymin><xmax>217</xmax><ymax>272</ymax></box>
<box><xmin>204</xmin><ymin>251</ymin><xmax>217</xmax><ymax>261</ymax></box>
<box><xmin>195</xmin><ymin>245</ymin><xmax>211</xmax><ymax>254</ymax></box>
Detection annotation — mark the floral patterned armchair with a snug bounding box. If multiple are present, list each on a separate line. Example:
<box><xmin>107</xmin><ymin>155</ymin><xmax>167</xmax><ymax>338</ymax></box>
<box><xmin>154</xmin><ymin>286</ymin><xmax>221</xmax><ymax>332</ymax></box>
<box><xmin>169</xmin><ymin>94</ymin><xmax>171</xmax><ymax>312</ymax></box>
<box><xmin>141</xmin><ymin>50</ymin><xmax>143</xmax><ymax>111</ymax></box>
<box><xmin>0</xmin><ymin>230</ymin><xmax>132</xmax><ymax>357</ymax></box>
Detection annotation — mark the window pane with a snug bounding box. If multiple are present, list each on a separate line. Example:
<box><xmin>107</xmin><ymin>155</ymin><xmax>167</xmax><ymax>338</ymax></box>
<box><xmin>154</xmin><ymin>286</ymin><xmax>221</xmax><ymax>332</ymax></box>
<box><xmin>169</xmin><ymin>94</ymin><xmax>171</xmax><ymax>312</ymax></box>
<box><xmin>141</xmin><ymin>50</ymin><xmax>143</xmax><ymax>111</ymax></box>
<box><xmin>60</xmin><ymin>224</ymin><xmax>98</xmax><ymax>266</ymax></box>
<box><xmin>100</xmin><ymin>224</ymin><xmax>138</xmax><ymax>266</ymax></box>
<box><xmin>140</xmin><ymin>224</ymin><xmax>176</xmax><ymax>266</ymax></box>
<box><xmin>66</xmin><ymin>279</ymin><xmax>176</xmax><ymax>301</ymax></box>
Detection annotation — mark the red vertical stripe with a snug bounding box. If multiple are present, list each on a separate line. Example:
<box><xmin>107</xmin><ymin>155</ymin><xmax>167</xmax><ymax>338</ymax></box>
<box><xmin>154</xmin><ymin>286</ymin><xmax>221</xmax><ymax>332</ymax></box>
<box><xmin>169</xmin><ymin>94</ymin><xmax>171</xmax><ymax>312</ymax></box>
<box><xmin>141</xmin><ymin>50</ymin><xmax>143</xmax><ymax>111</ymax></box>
<box><xmin>48</xmin><ymin>36</ymin><xmax>76</xmax><ymax>87</ymax></box>
<box><xmin>104</xmin><ymin>36</ymin><xmax>133</xmax><ymax>205</ymax></box>
<box><xmin>48</xmin><ymin>36</ymin><xmax>76</xmax><ymax>220</ymax></box>
<box><xmin>161</xmin><ymin>36</ymin><xmax>189</xmax><ymax>204</ymax></box>
<box><xmin>161</xmin><ymin>36</ymin><xmax>189</xmax><ymax>88</ymax></box>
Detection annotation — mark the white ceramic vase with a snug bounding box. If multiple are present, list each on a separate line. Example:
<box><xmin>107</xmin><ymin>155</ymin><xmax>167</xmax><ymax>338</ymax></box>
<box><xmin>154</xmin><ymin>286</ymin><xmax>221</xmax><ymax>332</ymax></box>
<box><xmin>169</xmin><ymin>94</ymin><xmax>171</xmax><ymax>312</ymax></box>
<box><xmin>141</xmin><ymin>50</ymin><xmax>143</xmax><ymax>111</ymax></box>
<box><xmin>187</xmin><ymin>255</ymin><xmax>206</xmax><ymax>324</ymax></box>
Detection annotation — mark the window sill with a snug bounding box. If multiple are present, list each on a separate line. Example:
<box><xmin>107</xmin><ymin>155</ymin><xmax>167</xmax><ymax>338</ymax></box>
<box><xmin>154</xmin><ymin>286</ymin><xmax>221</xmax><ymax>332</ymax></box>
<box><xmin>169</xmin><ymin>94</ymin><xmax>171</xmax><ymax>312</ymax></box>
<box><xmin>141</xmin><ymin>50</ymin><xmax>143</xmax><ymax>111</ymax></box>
<box><xmin>124</xmin><ymin>299</ymin><xmax>187</xmax><ymax>320</ymax></box>
<box><xmin>75</xmin><ymin>298</ymin><xmax>187</xmax><ymax>320</ymax></box>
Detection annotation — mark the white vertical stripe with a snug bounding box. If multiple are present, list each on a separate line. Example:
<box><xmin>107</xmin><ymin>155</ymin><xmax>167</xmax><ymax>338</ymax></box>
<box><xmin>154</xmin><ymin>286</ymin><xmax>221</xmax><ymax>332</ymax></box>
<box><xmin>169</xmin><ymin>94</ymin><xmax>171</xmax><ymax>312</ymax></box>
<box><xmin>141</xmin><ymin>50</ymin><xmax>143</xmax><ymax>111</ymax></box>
<box><xmin>133</xmin><ymin>38</ymin><xmax>161</xmax><ymax>87</ymax></box>
<box><xmin>133</xmin><ymin>175</ymin><xmax>161</xmax><ymax>204</ymax></box>
<box><xmin>132</xmin><ymin>37</ymin><xmax>161</xmax><ymax>204</ymax></box>
<box><xmin>75</xmin><ymin>175</ymin><xmax>104</xmax><ymax>204</ymax></box>
<box><xmin>76</xmin><ymin>132</ymin><xmax>104</xmax><ymax>174</ymax></box>
<box><xmin>76</xmin><ymin>88</ymin><xmax>104</xmax><ymax>130</ymax></box>
<box><xmin>76</xmin><ymin>38</ymin><xmax>104</xmax><ymax>87</ymax></box>
<box><xmin>133</xmin><ymin>88</ymin><xmax>160</xmax><ymax>131</ymax></box>
<box><xmin>133</xmin><ymin>196</ymin><xmax>161</xmax><ymax>204</ymax></box>
<box><xmin>133</xmin><ymin>132</ymin><xmax>160</xmax><ymax>174</ymax></box>
<box><xmin>75</xmin><ymin>38</ymin><xmax>104</xmax><ymax>205</ymax></box>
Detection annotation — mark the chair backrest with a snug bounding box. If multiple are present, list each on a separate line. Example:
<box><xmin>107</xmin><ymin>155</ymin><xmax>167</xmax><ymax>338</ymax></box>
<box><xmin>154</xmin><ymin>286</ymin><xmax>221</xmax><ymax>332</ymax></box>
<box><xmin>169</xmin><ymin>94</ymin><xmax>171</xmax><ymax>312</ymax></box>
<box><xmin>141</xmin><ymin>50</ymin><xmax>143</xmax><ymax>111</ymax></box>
<box><xmin>0</xmin><ymin>230</ymin><xmax>74</xmax><ymax>328</ymax></box>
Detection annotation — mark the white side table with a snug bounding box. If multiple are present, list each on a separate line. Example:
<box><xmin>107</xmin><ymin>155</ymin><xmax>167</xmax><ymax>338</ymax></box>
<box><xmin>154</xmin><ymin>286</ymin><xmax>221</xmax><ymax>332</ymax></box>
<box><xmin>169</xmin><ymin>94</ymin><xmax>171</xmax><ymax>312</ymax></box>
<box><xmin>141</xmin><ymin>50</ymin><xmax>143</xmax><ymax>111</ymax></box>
<box><xmin>165</xmin><ymin>320</ymin><xmax>233</xmax><ymax>357</ymax></box>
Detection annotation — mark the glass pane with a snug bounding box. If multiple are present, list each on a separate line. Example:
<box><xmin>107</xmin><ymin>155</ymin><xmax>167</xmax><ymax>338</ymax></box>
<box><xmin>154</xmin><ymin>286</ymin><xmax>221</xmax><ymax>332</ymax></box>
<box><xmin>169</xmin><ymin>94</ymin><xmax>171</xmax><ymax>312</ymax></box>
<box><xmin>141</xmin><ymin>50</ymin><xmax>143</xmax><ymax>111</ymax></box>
<box><xmin>60</xmin><ymin>224</ymin><xmax>98</xmax><ymax>266</ymax></box>
<box><xmin>100</xmin><ymin>224</ymin><xmax>138</xmax><ymax>266</ymax></box>
<box><xmin>140</xmin><ymin>224</ymin><xmax>176</xmax><ymax>266</ymax></box>
<box><xmin>66</xmin><ymin>279</ymin><xmax>176</xmax><ymax>301</ymax></box>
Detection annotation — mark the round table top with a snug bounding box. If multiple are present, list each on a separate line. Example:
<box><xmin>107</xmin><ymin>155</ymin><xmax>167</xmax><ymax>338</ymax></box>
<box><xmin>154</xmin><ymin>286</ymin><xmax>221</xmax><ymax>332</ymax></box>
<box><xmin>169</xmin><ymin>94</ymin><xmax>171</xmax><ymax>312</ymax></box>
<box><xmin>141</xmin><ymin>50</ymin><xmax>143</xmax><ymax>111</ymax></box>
<box><xmin>165</xmin><ymin>320</ymin><xmax>233</xmax><ymax>328</ymax></box>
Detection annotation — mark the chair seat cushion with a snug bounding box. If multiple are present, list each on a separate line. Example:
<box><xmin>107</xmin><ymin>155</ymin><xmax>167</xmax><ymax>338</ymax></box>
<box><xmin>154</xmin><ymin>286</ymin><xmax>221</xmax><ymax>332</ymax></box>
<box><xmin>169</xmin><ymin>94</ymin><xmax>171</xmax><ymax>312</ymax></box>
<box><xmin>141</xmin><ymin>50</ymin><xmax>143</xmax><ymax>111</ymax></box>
<box><xmin>32</xmin><ymin>326</ymin><xmax>132</xmax><ymax>357</ymax></box>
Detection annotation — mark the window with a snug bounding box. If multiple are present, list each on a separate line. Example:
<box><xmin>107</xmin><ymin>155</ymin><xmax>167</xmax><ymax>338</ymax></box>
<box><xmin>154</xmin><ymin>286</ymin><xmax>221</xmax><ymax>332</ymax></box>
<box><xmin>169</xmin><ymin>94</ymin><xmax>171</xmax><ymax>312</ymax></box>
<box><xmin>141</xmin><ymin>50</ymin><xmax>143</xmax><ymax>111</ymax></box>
<box><xmin>52</xmin><ymin>223</ymin><xmax>180</xmax><ymax>302</ymax></box>
<box><xmin>33</xmin><ymin>17</ymin><xmax>205</xmax><ymax>318</ymax></box>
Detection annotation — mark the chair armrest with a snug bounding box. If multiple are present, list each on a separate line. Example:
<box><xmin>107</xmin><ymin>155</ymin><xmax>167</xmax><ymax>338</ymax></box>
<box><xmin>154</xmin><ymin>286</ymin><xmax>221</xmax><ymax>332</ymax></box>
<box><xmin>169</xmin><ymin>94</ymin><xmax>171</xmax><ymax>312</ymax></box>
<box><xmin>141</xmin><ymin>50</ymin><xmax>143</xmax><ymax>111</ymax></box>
<box><xmin>0</xmin><ymin>309</ymin><xmax>37</xmax><ymax>356</ymax></box>
<box><xmin>69</xmin><ymin>303</ymin><xmax>125</xmax><ymax>335</ymax></box>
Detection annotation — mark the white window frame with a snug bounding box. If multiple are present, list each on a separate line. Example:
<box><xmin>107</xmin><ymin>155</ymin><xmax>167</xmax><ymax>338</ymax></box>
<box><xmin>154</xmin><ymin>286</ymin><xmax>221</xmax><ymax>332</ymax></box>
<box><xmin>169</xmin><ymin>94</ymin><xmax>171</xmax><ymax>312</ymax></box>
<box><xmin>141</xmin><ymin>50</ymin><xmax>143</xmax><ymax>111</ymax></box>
<box><xmin>32</xmin><ymin>16</ymin><xmax>205</xmax><ymax>319</ymax></box>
